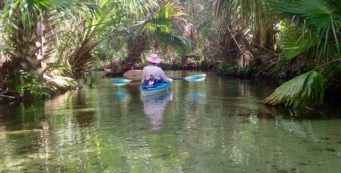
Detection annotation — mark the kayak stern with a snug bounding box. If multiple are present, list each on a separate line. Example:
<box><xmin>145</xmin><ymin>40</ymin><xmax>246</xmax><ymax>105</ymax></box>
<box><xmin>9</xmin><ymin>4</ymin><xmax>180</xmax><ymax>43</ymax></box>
<box><xmin>140</xmin><ymin>82</ymin><xmax>170</xmax><ymax>96</ymax></box>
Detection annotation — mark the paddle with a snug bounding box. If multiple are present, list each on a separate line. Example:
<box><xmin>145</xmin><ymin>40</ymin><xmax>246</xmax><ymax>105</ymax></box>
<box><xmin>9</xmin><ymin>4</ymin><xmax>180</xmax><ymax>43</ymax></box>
<box><xmin>111</xmin><ymin>73</ymin><xmax>206</xmax><ymax>86</ymax></box>
<box><xmin>127</xmin><ymin>77</ymin><xmax>183</xmax><ymax>82</ymax></box>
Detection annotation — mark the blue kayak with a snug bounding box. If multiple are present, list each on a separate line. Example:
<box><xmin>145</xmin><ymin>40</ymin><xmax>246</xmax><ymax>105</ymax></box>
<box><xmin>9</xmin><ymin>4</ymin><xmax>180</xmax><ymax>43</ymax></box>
<box><xmin>112</xmin><ymin>78</ymin><xmax>132</xmax><ymax>86</ymax></box>
<box><xmin>139</xmin><ymin>82</ymin><xmax>170</xmax><ymax>96</ymax></box>
<box><xmin>184</xmin><ymin>74</ymin><xmax>206</xmax><ymax>82</ymax></box>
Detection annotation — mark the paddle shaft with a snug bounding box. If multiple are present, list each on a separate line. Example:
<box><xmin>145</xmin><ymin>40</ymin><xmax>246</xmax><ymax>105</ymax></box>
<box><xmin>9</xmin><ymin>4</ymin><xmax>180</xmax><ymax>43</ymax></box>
<box><xmin>129</xmin><ymin>77</ymin><xmax>183</xmax><ymax>82</ymax></box>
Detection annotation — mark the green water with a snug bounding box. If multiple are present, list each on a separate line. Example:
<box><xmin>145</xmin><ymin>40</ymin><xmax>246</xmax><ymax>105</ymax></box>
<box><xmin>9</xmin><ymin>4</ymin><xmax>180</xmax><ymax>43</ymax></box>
<box><xmin>0</xmin><ymin>71</ymin><xmax>340</xmax><ymax>173</ymax></box>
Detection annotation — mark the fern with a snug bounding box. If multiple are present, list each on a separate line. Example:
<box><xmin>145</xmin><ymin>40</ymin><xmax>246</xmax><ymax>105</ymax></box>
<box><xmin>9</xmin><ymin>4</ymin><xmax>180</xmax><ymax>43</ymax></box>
<box><xmin>264</xmin><ymin>70</ymin><xmax>325</xmax><ymax>108</ymax></box>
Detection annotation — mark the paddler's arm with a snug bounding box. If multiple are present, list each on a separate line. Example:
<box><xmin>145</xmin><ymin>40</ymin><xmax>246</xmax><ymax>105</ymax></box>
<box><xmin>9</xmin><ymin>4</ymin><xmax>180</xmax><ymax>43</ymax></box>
<box><xmin>159</xmin><ymin>69</ymin><xmax>172</xmax><ymax>83</ymax></box>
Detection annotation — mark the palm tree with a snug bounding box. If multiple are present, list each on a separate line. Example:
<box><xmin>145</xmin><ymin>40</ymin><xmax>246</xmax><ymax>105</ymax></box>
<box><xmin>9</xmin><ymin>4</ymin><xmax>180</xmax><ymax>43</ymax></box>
<box><xmin>64</xmin><ymin>0</ymin><xmax>121</xmax><ymax>78</ymax></box>
<box><xmin>1</xmin><ymin>0</ymin><xmax>169</xmax><ymax>97</ymax></box>
<box><xmin>0</xmin><ymin>0</ymin><xmax>88</xmax><ymax>85</ymax></box>
<box><xmin>116</xmin><ymin>3</ymin><xmax>192</xmax><ymax>74</ymax></box>
<box><xmin>214</xmin><ymin>0</ymin><xmax>276</xmax><ymax>60</ymax></box>
<box><xmin>63</xmin><ymin>0</ymin><xmax>159</xmax><ymax>78</ymax></box>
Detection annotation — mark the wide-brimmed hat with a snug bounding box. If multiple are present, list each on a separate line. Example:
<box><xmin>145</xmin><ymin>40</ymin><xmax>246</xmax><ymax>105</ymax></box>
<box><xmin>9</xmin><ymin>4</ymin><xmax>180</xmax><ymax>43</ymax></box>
<box><xmin>146</xmin><ymin>54</ymin><xmax>162</xmax><ymax>64</ymax></box>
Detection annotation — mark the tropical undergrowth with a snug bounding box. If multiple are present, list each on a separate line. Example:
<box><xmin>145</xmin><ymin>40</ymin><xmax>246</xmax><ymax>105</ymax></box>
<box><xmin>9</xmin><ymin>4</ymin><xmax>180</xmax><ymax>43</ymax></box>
<box><xmin>0</xmin><ymin>1</ymin><xmax>196</xmax><ymax>102</ymax></box>
<box><xmin>263</xmin><ymin>0</ymin><xmax>341</xmax><ymax>108</ymax></box>
<box><xmin>213</xmin><ymin>0</ymin><xmax>340</xmax><ymax>108</ymax></box>
<box><xmin>16</xmin><ymin>70</ymin><xmax>50</xmax><ymax>99</ymax></box>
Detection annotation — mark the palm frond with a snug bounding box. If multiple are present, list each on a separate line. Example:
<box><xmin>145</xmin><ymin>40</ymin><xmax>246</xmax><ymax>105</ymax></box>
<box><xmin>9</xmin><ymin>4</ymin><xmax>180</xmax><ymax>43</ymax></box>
<box><xmin>141</xmin><ymin>3</ymin><xmax>184</xmax><ymax>30</ymax></box>
<box><xmin>272</xmin><ymin>0</ymin><xmax>333</xmax><ymax>29</ymax></box>
<box><xmin>214</xmin><ymin>0</ymin><xmax>276</xmax><ymax>50</ymax></box>
<box><xmin>153</xmin><ymin>32</ymin><xmax>192</xmax><ymax>55</ymax></box>
<box><xmin>139</xmin><ymin>3</ymin><xmax>192</xmax><ymax>55</ymax></box>
<box><xmin>271</xmin><ymin>0</ymin><xmax>341</xmax><ymax>63</ymax></box>
<box><xmin>215</xmin><ymin>0</ymin><xmax>243</xmax><ymax>26</ymax></box>
<box><xmin>264</xmin><ymin>70</ymin><xmax>325</xmax><ymax>108</ymax></box>
<box><xmin>1</xmin><ymin>0</ymin><xmax>88</xmax><ymax>33</ymax></box>
<box><xmin>237</xmin><ymin>50</ymin><xmax>253</xmax><ymax>69</ymax></box>
<box><xmin>155</xmin><ymin>3</ymin><xmax>184</xmax><ymax>19</ymax></box>
<box><xmin>281</xmin><ymin>25</ymin><xmax>318</xmax><ymax>61</ymax></box>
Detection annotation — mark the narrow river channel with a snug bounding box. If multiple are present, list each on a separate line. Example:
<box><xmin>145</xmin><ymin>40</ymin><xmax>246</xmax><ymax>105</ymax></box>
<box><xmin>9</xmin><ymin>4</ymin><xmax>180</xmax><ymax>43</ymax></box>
<box><xmin>0</xmin><ymin>71</ymin><xmax>340</xmax><ymax>172</ymax></box>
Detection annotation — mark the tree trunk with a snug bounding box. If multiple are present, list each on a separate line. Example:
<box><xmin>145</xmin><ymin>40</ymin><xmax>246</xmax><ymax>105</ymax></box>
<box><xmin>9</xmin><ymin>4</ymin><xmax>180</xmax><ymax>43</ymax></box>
<box><xmin>2</xmin><ymin>15</ymin><xmax>53</xmax><ymax>74</ymax></box>
<box><xmin>68</xmin><ymin>27</ymin><xmax>98</xmax><ymax>78</ymax></box>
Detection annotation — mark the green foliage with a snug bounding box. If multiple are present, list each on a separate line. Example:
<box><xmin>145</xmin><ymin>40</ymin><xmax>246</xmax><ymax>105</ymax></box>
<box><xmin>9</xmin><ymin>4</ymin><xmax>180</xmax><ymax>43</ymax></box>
<box><xmin>265</xmin><ymin>0</ymin><xmax>341</xmax><ymax>107</ymax></box>
<box><xmin>217</xmin><ymin>60</ymin><xmax>260</xmax><ymax>77</ymax></box>
<box><xmin>272</xmin><ymin>0</ymin><xmax>341</xmax><ymax>65</ymax></box>
<box><xmin>1</xmin><ymin>0</ymin><xmax>46</xmax><ymax>32</ymax></box>
<box><xmin>264</xmin><ymin>71</ymin><xmax>325</xmax><ymax>108</ymax></box>
<box><xmin>214</xmin><ymin>0</ymin><xmax>276</xmax><ymax>49</ymax></box>
<box><xmin>217</xmin><ymin>61</ymin><xmax>238</xmax><ymax>76</ymax></box>
<box><xmin>239</xmin><ymin>65</ymin><xmax>260</xmax><ymax>76</ymax></box>
<box><xmin>121</xmin><ymin>0</ymin><xmax>157</xmax><ymax>18</ymax></box>
<box><xmin>138</xmin><ymin>3</ymin><xmax>192</xmax><ymax>55</ymax></box>
<box><xmin>280</xmin><ymin>25</ymin><xmax>319</xmax><ymax>61</ymax></box>
<box><xmin>16</xmin><ymin>70</ymin><xmax>50</xmax><ymax>98</ymax></box>
<box><xmin>1</xmin><ymin>0</ymin><xmax>84</xmax><ymax>33</ymax></box>
<box><xmin>49</xmin><ymin>64</ymin><xmax>72</xmax><ymax>74</ymax></box>
<box><xmin>0</xmin><ymin>0</ymin><xmax>91</xmax><ymax>79</ymax></box>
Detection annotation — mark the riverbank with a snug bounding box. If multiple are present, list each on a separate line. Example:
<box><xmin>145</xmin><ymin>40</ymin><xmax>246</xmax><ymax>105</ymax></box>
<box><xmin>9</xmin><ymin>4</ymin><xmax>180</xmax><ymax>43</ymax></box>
<box><xmin>2</xmin><ymin>59</ymin><xmax>340</xmax><ymax>107</ymax></box>
<box><xmin>0</xmin><ymin>74</ymin><xmax>79</xmax><ymax>105</ymax></box>
<box><xmin>214</xmin><ymin>58</ymin><xmax>341</xmax><ymax>106</ymax></box>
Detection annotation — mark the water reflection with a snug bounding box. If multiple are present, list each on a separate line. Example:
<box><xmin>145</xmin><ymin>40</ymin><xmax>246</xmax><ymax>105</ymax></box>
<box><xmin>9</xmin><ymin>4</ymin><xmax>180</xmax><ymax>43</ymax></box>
<box><xmin>112</xmin><ymin>89</ymin><xmax>130</xmax><ymax>103</ymax></box>
<box><xmin>0</xmin><ymin>71</ymin><xmax>341</xmax><ymax>173</ymax></box>
<box><xmin>141</xmin><ymin>92</ymin><xmax>172</xmax><ymax>130</ymax></box>
<box><xmin>184</xmin><ymin>79</ymin><xmax>207</xmax><ymax>104</ymax></box>
<box><xmin>186</xmin><ymin>91</ymin><xmax>206</xmax><ymax>103</ymax></box>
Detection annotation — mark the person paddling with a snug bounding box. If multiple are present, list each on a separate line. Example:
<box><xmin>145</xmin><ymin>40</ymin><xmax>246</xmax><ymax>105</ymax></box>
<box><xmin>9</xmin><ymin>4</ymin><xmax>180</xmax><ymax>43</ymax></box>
<box><xmin>142</xmin><ymin>54</ymin><xmax>172</xmax><ymax>86</ymax></box>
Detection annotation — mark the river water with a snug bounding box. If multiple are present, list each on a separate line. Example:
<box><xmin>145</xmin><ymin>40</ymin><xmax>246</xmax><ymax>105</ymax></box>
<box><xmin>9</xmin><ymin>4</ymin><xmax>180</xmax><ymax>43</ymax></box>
<box><xmin>0</xmin><ymin>71</ymin><xmax>340</xmax><ymax>173</ymax></box>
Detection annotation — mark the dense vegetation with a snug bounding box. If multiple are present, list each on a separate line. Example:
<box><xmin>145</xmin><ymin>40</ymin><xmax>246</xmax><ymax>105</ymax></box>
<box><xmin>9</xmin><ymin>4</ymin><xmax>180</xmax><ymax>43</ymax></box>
<box><xmin>0</xmin><ymin>0</ymin><xmax>340</xmax><ymax>108</ymax></box>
